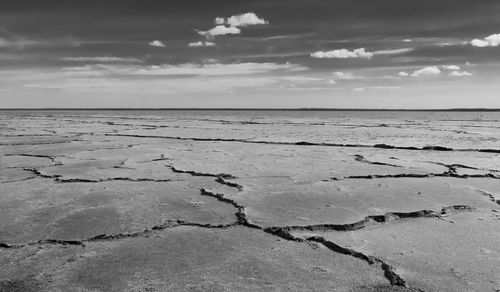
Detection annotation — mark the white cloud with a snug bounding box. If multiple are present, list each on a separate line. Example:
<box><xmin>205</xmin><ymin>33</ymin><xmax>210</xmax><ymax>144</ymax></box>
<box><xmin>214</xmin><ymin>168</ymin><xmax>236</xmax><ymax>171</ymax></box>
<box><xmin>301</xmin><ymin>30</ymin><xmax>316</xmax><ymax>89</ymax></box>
<box><xmin>149</xmin><ymin>40</ymin><xmax>165</xmax><ymax>47</ymax></box>
<box><xmin>197</xmin><ymin>25</ymin><xmax>241</xmax><ymax>37</ymax></box>
<box><xmin>373</xmin><ymin>48</ymin><xmax>413</xmax><ymax>55</ymax></box>
<box><xmin>398</xmin><ymin>71</ymin><xmax>409</xmax><ymax>77</ymax></box>
<box><xmin>333</xmin><ymin>72</ymin><xmax>362</xmax><ymax>80</ymax></box>
<box><xmin>215</xmin><ymin>17</ymin><xmax>225</xmax><ymax>25</ymax></box>
<box><xmin>311</xmin><ymin>47</ymin><xmax>411</xmax><ymax>59</ymax></box>
<box><xmin>61</xmin><ymin>56</ymin><xmax>142</xmax><ymax>63</ymax></box>
<box><xmin>353</xmin><ymin>88</ymin><xmax>366</xmax><ymax>92</ymax></box>
<box><xmin>311</xmin><ymin>48</ymin><xmax>373</xmax><ymax>59</ymax></box>
<box><xmin>470</xmin><ymin>34</ymin><xmax>500</xmax><ymax>47</ymax></box>
<box><xmin>198</xmin><ymin>13</ymin><xmax>267</xmax><ymax>40</ymax></box>
<box><xmin>441</xmin><ymin>65</ymin><xmax>460</xmax><ymax>71</ymax></box>
<box><xmin>188</xmin><ymin>41</ymin><xmax>216</xmax><ymax>47</ymax></box>
<box><xmin>226</xmin><ymin>12</ymin><xmax>268</xmax><ymax>27</ymax></box>
<box><xmin>410</xmin><ymin>66</ymin><xmax>441</xmax><ymax>77</ymax></box>
<box><xmin>450</xmin><ymin>71</ymin><xmax>472</xmax><ymax>77</ymax></box>
<box><xmin>402</xmin><ymin>39</ymin><xmax>413</xmax><ymax>43</ymax></box>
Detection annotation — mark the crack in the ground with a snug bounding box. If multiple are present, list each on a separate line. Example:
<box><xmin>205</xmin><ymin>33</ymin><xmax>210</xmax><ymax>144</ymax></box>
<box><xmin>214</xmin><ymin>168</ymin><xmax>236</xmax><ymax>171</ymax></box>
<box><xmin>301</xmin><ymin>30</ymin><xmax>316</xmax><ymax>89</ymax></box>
<box><xmin>264</xmin><ymin>205</ymin><xmax>472</xmax><ymax>234</ymax></box>
<box><xmin>263</xmin><ymin>205</ymin><xmax>472</xmax><ymax>291</ymax></box>
<box><xmin>476</xmin><ymin>189</ymin><xmax>500</xmax><ymax>206</ymax></box>
<box><xmin>4</xmin><ymin>153</ymin><xmax>61</xmax><ymax>165</ymax></box>
<box><xmin>424</xmin><ymin>161</ymin><xmax>500</xmax><ymax>174</ymax></box>
<box><xmin>21</xmin><ymin>168</ymin><xmax>179</xmax><ymax>183</ymax></box>
<box><xmin>354</xmin><ymin>154</ymin><xmax>402</xmax><ymax>168</ymax></box>
<box><xmin>166</xmin><ymin>165</ymin><xmax>235</xmax><ymax>179</ymax></box>
<box><xmin>0</xmin><ymin>139</ymin><xmax>82</xmax><ymax>146</ymax></box>
<box><xmin>0</xmin><ymin>177</ymin><xmax>37</xmax><ymax>184</ymax></box>
<box><xmin>0</xmin><ymin>174</ymin><xmax>475</xmax><ymax>292</ymax></box>
<box><xmin>324</xmin><ymin>171</ymin><xmax>499</xmax><ymax>181</ymax></box>
<box><xmin>104</xmin><ymin>133</ymin><xmax>500</xmax><ymax>154</ymax></box>
<box><xmin>199</xmin><ymin>188</ymin><xmax>260</xmax><ymax>229</ymax></box>
<box><xmin>166</xmin><ymin>164</ymin><xmax>243</xmax><ymax>190</ymax></box>
<box><xmin>0</xmin><ymin>219</ymin><xmax>239</xmax><ymax>250</ymax></box>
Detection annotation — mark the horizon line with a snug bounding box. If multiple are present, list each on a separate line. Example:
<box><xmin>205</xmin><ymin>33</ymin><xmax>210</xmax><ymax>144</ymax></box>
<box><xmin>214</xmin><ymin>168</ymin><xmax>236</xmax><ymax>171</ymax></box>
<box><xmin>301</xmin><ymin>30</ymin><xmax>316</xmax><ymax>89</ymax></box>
<box><xmin>1</xmin><ymin>108</ymin><xmax>500</xmax><ymax>112</ymax></box>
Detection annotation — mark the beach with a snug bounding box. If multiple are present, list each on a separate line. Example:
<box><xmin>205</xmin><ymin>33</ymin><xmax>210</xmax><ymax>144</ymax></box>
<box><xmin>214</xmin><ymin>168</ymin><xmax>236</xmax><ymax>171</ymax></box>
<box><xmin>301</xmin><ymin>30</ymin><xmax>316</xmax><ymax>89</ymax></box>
<box><xmin>1</xmin><ymin>110</ymin><xmax>499</xmax><ymax>291</ymax></box>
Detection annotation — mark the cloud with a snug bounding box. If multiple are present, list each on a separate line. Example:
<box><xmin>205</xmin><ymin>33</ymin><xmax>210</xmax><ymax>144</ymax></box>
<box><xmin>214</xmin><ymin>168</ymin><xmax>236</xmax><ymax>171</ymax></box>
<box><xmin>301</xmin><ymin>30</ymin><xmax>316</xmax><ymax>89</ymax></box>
<box><xmin>148</xmin><ymin>40</ymin><xmax>165</xmax><ymax>47</ymax></box>
<box><xmin>0</xmin><ymin>37</ymin><xmax>39</xmax><ymax>48</ymax></box>
<box><xmin>61</xmin><ymin>56</ymin><xmax>142</xmax><ymax>63</ymax></box>
<box><xmin>399</xmin><ymin>66</ymin><xmax>471</xmax><ymax>78</ymax></box>
<box><xmin>198</xmin><ymin>13</ymin><xmax>267</xmax><ymax>40</ymax></box>
<box><xmin>353</xmin><ymin>88</ymin><xmax>366</xmax><ymax>92</ymax></box>
<box><xmin>411</xmin><ymin>66</ymin><xmax>441</xmax><ymax>77</ymax></box>
<box><xmin>215</xmin><ymin>17</ymin><xmax>225</xmax><ymax>25</ymax></box>
<box><xmin>188</xmin><ymin>41</ymin><xmax>216</xmax><ymax>47</ymax></box>
<box><xmin>373</xmin><ymin>48</ymin><xmax>413</xmax><ymax>56</ymax></box>
<box><xmin>311</xmin><ymin>47</ymin><xmax>411</xmax><ymax>59</ymax></box>
<box><xmin>226</xmin><ymin>12</ymin><xmax>269</xmax><ymax>27</ymax></box>
<box><xmin>15</xmin><ymin>62</ymin><xmax>305</xmax><ymax>95</ymax></box>
<box><xmin>333</xmin><ymin>72</ymin><xmax>362</xmax><ymax>80</ymax></box>
<box><xmin>441</xmin><ymin>65</ymin><xmax>460</xmax><ymax>71</ymax></box>
<box><xmin>130</xmin><ymin>62</ymin><xmax>306</xmax><ymax>76</ymax></box>
<box><xmin>450</xmin><ymin>71</ymin><xmax>472</xmax><ymax>77</ymax></box>
<box><xmin>399</xmin><ymin>66</ymin><xmax>442</xmax><ymax>77</ymax></box>
<box><xmin>470</xmin><ymin>34</ymin><xmax>500</xmax><ymax>47</ymax></box>
<box><xmin>402</xmin><ymin>39</ymin><xmax>413</xmax><ymax>43</ymax></box>
<box><xmin>311</xmin><ymin>48</ymin><xmax>373</xmax><ymax>59</ymax></box>
<box><xmin>197</xmin><ymin>25</ymin><xmax>241</xmax><ymax>37</ymax></box>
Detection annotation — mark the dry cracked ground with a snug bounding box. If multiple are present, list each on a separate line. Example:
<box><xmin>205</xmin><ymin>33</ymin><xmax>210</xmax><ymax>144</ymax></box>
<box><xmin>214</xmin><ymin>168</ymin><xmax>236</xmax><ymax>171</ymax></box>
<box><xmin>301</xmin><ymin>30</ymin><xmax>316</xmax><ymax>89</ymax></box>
<box><xmin>0</xmin><ymin>110</ymin><xmax>499</xmax><ymax>292</ymax></box>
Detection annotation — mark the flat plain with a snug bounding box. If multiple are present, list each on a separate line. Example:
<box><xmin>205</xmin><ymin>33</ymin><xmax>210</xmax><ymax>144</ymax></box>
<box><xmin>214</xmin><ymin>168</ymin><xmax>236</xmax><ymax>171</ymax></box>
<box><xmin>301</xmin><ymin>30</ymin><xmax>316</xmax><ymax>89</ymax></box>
<box><xmin>1</xmin><ymin>110</ymin><xmax>499</xmax><ymax>292</ymax></box>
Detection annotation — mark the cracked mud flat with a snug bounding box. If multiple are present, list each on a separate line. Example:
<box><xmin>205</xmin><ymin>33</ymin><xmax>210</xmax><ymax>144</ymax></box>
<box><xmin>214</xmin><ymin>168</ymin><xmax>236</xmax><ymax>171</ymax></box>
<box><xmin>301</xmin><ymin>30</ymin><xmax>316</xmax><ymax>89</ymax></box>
<box><xmin>1</xmin><ymin>110</ymin><xmax>499</xmax><ymax>292</ymax></box>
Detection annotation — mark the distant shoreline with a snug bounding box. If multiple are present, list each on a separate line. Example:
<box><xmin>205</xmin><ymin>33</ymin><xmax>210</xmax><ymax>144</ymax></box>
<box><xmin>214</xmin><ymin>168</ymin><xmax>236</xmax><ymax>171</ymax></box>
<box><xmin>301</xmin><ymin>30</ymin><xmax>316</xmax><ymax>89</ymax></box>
<box><xmin>1</xmin><ymin>108</ymin><xmax>500</xmax><ymax>112</ymax></box>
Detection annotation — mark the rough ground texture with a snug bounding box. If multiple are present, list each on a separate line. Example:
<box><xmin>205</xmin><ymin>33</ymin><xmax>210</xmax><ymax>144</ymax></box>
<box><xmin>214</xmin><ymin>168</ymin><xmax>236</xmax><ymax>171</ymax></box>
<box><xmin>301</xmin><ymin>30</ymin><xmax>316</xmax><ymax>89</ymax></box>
<box><xmin>1</xmin><ymin>110</ymin><xmax>499</xmax><ymax>292</ymax></box>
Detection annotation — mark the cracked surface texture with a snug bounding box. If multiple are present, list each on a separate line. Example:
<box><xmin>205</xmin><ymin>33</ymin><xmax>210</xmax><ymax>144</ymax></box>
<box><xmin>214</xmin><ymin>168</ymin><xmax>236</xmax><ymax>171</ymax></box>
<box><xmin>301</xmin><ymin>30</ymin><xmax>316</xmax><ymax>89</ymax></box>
<box><xmin>1</xmin><ymin>110</ymin><xmax>499</xmax><ymax>292</ymax></box>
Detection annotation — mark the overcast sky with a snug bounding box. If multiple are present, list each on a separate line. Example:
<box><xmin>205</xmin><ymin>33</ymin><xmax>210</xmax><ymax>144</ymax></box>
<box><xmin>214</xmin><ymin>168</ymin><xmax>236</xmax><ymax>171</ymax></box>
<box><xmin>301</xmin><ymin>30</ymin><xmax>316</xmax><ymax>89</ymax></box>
<box><xmin>1</xmin><ymin>0</ymin><xmax>500</xmax><ymax>108</ymax></box>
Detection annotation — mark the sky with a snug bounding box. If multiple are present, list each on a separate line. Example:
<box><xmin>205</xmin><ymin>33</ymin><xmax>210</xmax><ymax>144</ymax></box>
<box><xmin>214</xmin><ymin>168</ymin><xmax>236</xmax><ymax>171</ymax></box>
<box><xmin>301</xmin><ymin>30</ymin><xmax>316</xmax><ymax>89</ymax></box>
<box><xmin>1</xmin><ymin>0</ymin><xmax>500</xmax><ymax>109</ymax></box>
